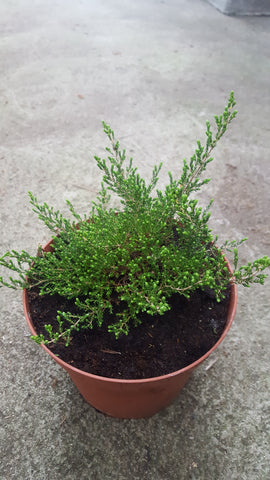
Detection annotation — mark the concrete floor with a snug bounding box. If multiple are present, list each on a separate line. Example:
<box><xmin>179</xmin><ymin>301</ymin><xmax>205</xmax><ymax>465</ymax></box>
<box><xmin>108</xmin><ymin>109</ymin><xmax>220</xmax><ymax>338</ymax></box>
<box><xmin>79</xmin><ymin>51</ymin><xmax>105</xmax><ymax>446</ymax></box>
<box><xmin>0</xmin><ymin>0</ymin><xmax>270</xmax><ymax>479</ymax></box>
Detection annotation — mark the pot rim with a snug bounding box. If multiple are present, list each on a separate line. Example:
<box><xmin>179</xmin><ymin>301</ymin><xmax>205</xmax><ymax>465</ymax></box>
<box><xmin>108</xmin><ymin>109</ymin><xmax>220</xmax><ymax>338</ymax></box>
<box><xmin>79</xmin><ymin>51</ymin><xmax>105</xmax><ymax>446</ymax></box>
<box><xmin>23</xmin><ymin>238</ymin><xmax>237</xmax><ymax>385</ymax></box>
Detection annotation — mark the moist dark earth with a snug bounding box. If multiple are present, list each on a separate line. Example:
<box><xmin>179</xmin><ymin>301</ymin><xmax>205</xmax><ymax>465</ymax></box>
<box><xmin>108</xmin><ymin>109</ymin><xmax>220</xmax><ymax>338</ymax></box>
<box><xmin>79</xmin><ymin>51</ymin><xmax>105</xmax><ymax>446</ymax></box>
<box><xmin>28</xmin><ymin>286</ymin><xmax>231</xmax><ymax>379</ymax></box>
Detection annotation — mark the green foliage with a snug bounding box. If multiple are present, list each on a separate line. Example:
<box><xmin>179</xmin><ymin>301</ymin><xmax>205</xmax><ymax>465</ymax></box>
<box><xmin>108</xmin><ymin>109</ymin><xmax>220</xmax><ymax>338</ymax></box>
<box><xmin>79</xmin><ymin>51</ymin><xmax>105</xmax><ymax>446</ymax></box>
<box><xmin>1</xmin><ymin>92</ymin><xmax>269</xmax><ymax>346</ymax></box>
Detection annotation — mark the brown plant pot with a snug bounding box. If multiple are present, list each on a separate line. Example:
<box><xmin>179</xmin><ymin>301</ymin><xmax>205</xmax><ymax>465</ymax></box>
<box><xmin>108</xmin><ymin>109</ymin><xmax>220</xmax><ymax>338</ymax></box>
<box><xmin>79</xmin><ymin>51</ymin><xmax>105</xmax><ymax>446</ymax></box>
<box><xmin>23</xmin><ymin>239</ymin><xmax>237</xmax><ymax>419</ymax></box>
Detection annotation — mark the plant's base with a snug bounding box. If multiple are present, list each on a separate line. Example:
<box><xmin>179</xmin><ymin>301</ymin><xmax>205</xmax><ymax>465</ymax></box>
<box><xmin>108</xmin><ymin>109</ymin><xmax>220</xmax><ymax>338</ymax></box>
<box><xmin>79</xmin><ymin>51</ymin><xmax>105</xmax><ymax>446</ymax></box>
<box><xmin>28</xmin><ymin>286</ymin><xmax>230</xmax><ymax>380</ymax></box>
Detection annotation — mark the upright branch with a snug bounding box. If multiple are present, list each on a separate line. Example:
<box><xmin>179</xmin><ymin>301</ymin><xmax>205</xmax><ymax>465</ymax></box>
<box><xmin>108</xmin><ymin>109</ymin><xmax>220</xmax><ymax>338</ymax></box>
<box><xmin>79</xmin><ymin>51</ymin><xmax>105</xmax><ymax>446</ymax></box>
<box><xmin>94</xmin><ymin>122</ymin><xmax>162</xmax><ymax>213</ymax></box>
<box><xmin>179</xmin><ymin>91</ymin><xmax>237</xmax><ymax>197</ymax></box>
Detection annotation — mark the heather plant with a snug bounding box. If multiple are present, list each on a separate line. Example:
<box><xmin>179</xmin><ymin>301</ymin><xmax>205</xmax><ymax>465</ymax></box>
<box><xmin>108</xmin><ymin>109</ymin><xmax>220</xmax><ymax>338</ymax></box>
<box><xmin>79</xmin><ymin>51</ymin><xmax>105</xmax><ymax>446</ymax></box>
<box><xmin>1</xmin><ymin>92</ymin><xmax>269</xmax><ymax>346</ymax></box>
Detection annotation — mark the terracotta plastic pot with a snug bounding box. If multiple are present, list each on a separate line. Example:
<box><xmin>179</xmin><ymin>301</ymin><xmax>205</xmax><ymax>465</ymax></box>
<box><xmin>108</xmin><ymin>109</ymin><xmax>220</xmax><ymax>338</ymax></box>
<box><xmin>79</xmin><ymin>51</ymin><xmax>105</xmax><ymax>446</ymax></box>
<box><xmin>23</xmin><ymin>239</ymin><xmax>237</xmax><ymax>419</ymax></box>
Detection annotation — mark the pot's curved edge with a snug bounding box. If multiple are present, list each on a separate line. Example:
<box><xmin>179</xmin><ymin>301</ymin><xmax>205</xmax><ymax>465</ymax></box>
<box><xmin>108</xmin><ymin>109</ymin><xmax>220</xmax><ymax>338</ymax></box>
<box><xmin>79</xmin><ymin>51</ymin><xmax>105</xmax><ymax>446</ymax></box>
<box><xmin>23</xmin><ymin>256</ymin><xmax>237</xmax><ymax>385</ymax></box>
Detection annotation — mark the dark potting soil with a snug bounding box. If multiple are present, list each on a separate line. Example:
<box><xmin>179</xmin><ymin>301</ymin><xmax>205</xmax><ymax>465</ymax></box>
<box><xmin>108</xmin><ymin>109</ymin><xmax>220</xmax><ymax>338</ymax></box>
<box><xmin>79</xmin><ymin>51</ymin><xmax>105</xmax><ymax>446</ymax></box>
<box><xmin>28</xmin><ymin>286</ymin><xmax>231</xmax><ymax>379</ymax></box>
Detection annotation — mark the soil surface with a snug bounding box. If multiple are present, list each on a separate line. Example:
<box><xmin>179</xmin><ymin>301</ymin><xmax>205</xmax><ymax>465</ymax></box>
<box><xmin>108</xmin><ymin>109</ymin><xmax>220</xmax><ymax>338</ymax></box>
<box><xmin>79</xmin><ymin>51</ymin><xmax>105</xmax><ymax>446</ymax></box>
<box><xmin>28</xmin><ymin>286</ymin><xmax>231</xmax><ymax>379</ymax></box>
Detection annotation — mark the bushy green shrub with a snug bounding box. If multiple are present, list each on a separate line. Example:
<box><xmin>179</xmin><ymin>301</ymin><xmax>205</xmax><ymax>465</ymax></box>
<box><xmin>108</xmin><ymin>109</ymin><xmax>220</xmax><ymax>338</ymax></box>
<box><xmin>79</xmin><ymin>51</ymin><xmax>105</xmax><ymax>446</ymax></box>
<box><xmin>1</xmin><ymin>92</ymin><xmax>269</xmax><ymax>345</ymax></box>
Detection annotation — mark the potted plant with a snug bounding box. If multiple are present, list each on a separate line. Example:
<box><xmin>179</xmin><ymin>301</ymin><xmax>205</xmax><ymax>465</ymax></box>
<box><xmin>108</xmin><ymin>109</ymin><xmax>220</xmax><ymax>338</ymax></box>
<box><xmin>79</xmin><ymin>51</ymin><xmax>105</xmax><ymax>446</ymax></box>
<box><xmin>1</xmin><ymin>92</ymin><xmax>269</xmax><ymax>418</ymax></box>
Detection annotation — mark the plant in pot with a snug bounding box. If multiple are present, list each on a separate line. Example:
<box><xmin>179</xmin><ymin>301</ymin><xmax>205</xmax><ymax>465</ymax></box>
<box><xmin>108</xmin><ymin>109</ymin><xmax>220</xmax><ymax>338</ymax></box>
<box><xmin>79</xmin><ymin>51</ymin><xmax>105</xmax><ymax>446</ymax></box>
<box><xmin>1</xmin><ymin>92</ymin><xmax>269</xmax><ymax>418</ymax></box>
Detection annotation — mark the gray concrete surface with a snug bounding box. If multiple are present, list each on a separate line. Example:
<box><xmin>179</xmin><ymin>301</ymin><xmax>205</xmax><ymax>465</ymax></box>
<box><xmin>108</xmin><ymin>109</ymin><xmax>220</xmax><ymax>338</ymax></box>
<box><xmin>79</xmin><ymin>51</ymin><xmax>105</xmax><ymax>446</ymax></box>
<box><xmin>0</xmin><ymin>1</ymin><xmax>270</xmax><ymax>479</ymax></box>
<box><xmin>207</xmin><ymin>0</ymin><xmax>270</xmax><ymax>16</ymax></box>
